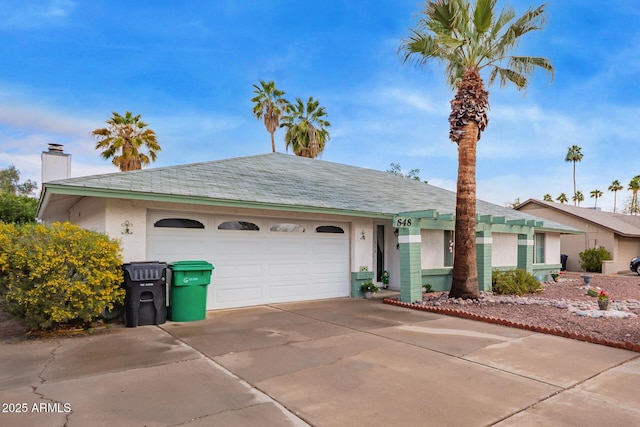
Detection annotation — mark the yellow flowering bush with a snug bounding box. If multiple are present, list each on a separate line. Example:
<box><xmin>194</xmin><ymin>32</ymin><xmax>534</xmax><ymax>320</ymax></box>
<box><xmin>0</xmin><ymin>222</ymin><xmax>124</xmax><ymax>330</ymax></box>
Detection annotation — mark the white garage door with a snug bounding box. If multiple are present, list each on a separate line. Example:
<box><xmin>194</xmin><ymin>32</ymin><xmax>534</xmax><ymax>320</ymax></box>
<box><xmin>146</xmin><ymin>212</ymin><xmax>350</xmax><ymax>310</ymax></box>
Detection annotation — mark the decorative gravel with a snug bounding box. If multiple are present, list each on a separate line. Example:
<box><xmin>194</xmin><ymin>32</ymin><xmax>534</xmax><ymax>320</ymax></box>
<box><xmin>384</xmin><ymin>273</ymin><xmax>640</xmax><ymax>352</ymax></box>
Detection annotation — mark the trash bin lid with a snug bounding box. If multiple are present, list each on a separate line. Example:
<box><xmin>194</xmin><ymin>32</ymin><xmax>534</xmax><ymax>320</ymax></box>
<box><xmin>168</xmin><ymin>260</ymin><xmax>214</xmax><ymax>271</ymax></box>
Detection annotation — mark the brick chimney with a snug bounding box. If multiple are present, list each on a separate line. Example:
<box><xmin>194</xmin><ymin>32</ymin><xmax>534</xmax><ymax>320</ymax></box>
<box><xmin>41</xmin><ymin>144</ymin><xmax>71</xmax><ymax>183</ymax></box>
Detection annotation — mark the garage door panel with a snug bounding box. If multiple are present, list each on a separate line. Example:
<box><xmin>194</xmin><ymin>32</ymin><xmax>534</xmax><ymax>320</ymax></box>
<box><xmin>268</xmin><ymin>283</ymin><xmax>308</xmax><ymax>298</ymax></box>
<box><xmin>216</xmin><ymin>238</ymin><xmax>263</xmax><ymax>256</ymax></box>
<box><xmin>215</xmin><ymin>263</ymin><xmax>263</xmax><ymax>280</ymax></box>
<box><xmin>313</xmin><ymin>240</ymin><xmax>348</xmax><ymax>255</ymax></box>
<box><xmin>267</xmin><ymin>239</ymin><xmax>310</xmax><ymax>255</ymax></box>
<box><xmin>213</xmin><ymin>286</ymin><xmax>265</xmax><ymax>304</ymax></box>
<box><xmin>267</xmin><ymin>261</ymin><xmax>311</xmax><ymax>277</ymax></box>
<box><xmin>148</xmin><ymin>237</ymin><xmax>208</xmax><ymax>259</ymax></box>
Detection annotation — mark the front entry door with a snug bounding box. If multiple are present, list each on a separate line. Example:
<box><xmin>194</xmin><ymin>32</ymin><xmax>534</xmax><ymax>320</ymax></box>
<box><xmin>376</xmin><ymin>224</ymin><xmax>385</xmax><ymax>283</ymax></box>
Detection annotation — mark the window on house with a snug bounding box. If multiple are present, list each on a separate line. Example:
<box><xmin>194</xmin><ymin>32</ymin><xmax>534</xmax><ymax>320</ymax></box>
<box><xmin>154</xmin><ymin>218</ymin><xmax>205</xmax><ymax>229</ymax></box>
<box><xmin>444</xmin><ymin>230</ymin><xmax>454</xmax><ymax>267</ymax></box>
<box><xmin>270</xmin><ymin>223</ymin><xmax>305</xmax><ymax>232</ymax></box>
<box><xmin>316</xmin><ymin>225</ymin><xmax>344</xmax><ymax>234</ymax></box>
<box><xmin>218</xmin><ymin>221</ymin><xmax>260</xmax><ymax>231</ymax></box>
<box><xmin>534</xmin><ymin>233</ymin><xmax>545</xmax><ymax>264</ymax></box>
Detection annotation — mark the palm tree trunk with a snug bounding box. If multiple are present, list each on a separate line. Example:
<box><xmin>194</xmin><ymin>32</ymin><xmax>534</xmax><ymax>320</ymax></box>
<box><xmin>270</xmin><ymin>131</ymin><xmax>276</xmax><ymax>153</ymax></box>
<box><xmin>613</xmin><ymin>191</ymin><xmax>617</xmax><ymax>213</ymax></box>
<box><xmin>573</xmin><ymin>162</ymin><xmax>577</xmax><ymax>206</ymax></box>
<box><xmin>449</xmin><ymin>122</ymin><xmax>479</xmax><ymax>299</ymax></box>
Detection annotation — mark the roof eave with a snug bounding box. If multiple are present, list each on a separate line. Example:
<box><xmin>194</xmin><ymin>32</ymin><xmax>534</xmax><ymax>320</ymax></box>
<box><xmin>37</xmin><ymin>184</ymin><xmax>395</xmax><ymax>220</ymax></box>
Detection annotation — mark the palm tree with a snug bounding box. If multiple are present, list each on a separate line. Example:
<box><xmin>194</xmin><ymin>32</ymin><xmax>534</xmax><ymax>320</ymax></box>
<box><xmin>573</xmin><ymin>190</ymin><xmax>584</xmax><ymax>207</ymax></box>
<box><xmin>542</xmin><ymin>194</ymin><xmax>553</xmax><ymax>202</ymax></box>
<box><xmin>92</xmin><ymin>111</ymin><xmax>160</xmax><ymax>172</ymax></box>
<box><xmin>628</xmin><ymin>176</ymin><xmax>640</xmax><ymax>215</ymax></box>
<box><xmin>565</xmin><ymin>145</ymin><xmax>583</xmax><ymax>205</ymax></box>
<box><xmin>280</xmin><ymin>97</ymin><xmax>331</xmax><ymax>158</ymax></box>
<box><xmin>556</xmin><ymin>193</ymin><xmax>568</xmax><ymax>204</ymax></box>
<box><xmin>251</xmin><ymin>80</ymin><xmax>289</xmax><ymax>153</ymax></box>
<box><xmin>589</xmin><ymin>189</ymin><xmax>603</xmax><ymax>208</ymax></box>
<box><xmin>400</xmin><ymin>0</ymin><xmax>553</xmax><ymax>299</ymax></box>
<box><xmin>608</xmin><ymin>180</ymin><xmax>623</xmax><ymax>213</ymax></box>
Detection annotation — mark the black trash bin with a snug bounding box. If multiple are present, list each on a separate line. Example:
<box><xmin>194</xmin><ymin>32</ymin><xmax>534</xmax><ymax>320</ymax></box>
<box><xmin>560</xmin><ymin>254</ymin><xmax>568</xmax><ymax>271</ymax></box>
<box><xmin>123</xmin><ymin>262</ymin><xmax>167</xmax><ymax>327</ymax></box>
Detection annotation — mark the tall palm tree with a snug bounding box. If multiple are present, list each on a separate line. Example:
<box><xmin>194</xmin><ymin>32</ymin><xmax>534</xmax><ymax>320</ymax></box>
<box><xmin>92</xmin><ymin>111</ymin><xmax>160</xmax><ymax>172</ymax></box>
<box><xmin>542</xmin><ymin>193</ymin><xmax>553</xmax><ymax>202</ymax></box>
<box><xmin>400</xmin><ymin>0</ymin><xmax>553</xmax><ymax>299</ymax></box>
<box><xmin>565</xmin><ymin>145</ymin><xmax>583</xmax><ymax>205</ymax></box>
<box><xmin>573</xmin><ymin>190</ymin><xmax>584</xmax><ymax>207</ymax></box>
<box><xmin>589</xmin><ymin>189</ymin><xmax>603</xmax><ymax>208</ymax></box>
<box><xmin>280</xmin><ymin>97</ymin><xmax>331</xmax><ymax>158</ymax></box>
<box><xmin>251</xmin><ymin>80</ymin><xmax>289</xmax><ymax>153</ymax></box>
<box><xmin>556</xmin><ymin>193</ymin><xmax>568</xmax><ymax>204</ymax></box>
<box><xmin>608</xmin><ymin>180</ymin><xmax>623</xmax><ymax>213</ymax></box>
<box><xmin>628</xmin><ymin>176</ymin><xmax>640</xmax><ymax>215</ymax></box>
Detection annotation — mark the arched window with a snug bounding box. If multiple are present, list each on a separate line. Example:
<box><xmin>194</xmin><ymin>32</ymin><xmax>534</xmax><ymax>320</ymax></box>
<box><xmin>270</xmin><ymin>223</ymin><xmax>305</xmax><ymax>232</ymax></box>
<box><xmin>316</xmin><ymin>225</ymin><xmax>344</xmax><ymax>234</ymax></box>
<box><xmin>154</xmin><ymin>218</ymin><xmax>205</xmax><ymax>229</ymax></box>
<box><xmin>218</xmin><ymin>221</ymin><xmax>260</xmax><ymax>231</ymax></box>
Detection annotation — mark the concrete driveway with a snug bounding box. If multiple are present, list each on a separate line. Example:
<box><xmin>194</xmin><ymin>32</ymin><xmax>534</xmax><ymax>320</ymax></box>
<box><xmin>1</xmin><ymin>297</ymin><xmax>639</xmax><ymax>426</ymax></box>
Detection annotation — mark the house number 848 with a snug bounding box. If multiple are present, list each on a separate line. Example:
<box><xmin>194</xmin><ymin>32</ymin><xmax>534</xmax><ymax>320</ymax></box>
<box><xmin>395</xmin><ymin>218</ymin><xmax>412</xmax><ymax>227</ymax></box>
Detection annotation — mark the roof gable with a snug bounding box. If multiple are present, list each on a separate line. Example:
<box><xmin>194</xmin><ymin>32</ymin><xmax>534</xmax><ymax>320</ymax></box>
<box><xmin>516</xmin><ymin>198</ymin><xmax>640</xmax><ymax>237</ymax></box>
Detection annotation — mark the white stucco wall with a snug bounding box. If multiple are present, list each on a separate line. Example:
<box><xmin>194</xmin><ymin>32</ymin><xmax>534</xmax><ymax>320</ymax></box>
<box><xmin>421</xmin><ymin>229</ymin><xmax>444</xmax><ymax>269</ymax></box>
<box><xmin>351</xmin><ymin>218</ymin><xmax>374</xmax><ymax>273</ymax></box>
<box><xmin>105</xmin><ymin>199</ymin><xmax>148</xmax><ymax>263</ymax></box>
<box><xmin>492</xmin><ymin>233</ymin><xmax>517</xmax><ymax>267</ymax></box>
<box><xmin>544</xmin><ymin>233</ymin><xmax>561</xmax><ymax>266</ymax></box>
<box><xmin>69</xmin><ymin>197</ymin><xmax>106</xmax><ymax>233</ymax></box>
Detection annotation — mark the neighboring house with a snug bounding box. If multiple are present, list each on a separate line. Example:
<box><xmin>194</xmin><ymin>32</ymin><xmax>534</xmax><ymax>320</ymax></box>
<box><xmin>516</xmin><ymin>199</ymin><xmax>640</xmax><ymax>273</ymax></box>
<box><xmin>37</xmin><ymin>147</ymin><xmax>578</xmax><ymax>310</ymax></box>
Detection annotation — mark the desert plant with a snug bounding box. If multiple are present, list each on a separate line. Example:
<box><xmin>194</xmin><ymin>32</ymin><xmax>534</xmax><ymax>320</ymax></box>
<box><xmin>0</xmin><ymin>222</ymin><xmax>125</xmax><ymax>330</ymax></box>
<box><xmin>360</xmin><ymin>282</ymin><xmax>380</xmax><ymax>293</ymax></box>
<box><xmin>579</xmin><ymin>246</ymin><xmax>612</xmax><ymax>273</ymax></box>
<box><xmin>491</xmin><ymin>269</ymin><xmax>541</xmax><ymax>296</ymax></box>
<box><xmin>422</xmin><ymin>283</ymin><xmax>433</xmax><ymax>293</ymax></box>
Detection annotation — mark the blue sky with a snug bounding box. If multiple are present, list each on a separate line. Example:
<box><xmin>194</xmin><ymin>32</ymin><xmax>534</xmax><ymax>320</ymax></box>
<box><xmin>1</xmin><ymin>0</ymin><xmax>638</xmax><ymax>212</ymax></box>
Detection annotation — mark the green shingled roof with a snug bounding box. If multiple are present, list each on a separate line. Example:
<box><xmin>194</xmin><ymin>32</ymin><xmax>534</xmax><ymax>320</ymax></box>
<box><xmin>37</xmin><ymin>153</ymin><xmax>577</xmax><ymax>232</ymax></box>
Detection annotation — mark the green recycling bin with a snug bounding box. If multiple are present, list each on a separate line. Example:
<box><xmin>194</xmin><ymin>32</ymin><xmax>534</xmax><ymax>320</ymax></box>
<box><xmin>168</xmin><ymin>260</ymin><xmax>214</xmax><ymax>322</ymax></box>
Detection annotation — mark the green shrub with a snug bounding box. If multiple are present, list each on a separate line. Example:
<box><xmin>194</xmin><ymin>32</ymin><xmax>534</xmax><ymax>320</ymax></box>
<box><xmin>0</xmin><ymin>222</ymin><xmax>125</xmax><ymax>330</ymax></box>
<box><xmin>579</xmin><ymin>246</ymin><xmax>611</xmax><ymax>273</ymax></box>
<box><xmin>491</xmin><ymin>269</ymin><xmax>541</xmax><ymax>296</ymax></box>
<box><xmin>0</xmin><ymin>193</ymin><xmax>37</xmax><ymax>224</ymax></box>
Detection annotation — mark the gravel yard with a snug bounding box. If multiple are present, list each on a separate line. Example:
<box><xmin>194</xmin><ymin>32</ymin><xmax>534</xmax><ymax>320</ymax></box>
<box><xmin>386</xmin><ymin>272</ymin><xmax>640</xmax><ymax>351</ymax></box>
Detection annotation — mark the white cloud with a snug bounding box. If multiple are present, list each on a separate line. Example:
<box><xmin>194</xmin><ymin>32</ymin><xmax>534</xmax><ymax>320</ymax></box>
<box><xmin>0</xmin><ymin>0</ymin><xmax>76</xmax><ymax>30</ymax></box>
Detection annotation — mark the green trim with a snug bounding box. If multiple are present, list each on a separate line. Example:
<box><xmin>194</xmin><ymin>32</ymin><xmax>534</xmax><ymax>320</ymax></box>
<box><xmin>492</xmin><ymin>266</ymin><xmax>517</xmax><ymax>272</ymax></box>
<box><xmin>351</xmin><ymin>271</ymin><xmax>375</xmax><ymax>298</ymax></box>
<box><xmin>422</xmin><ymin>268</ymin><xmax>453</xmax><ymax>275</ymax></box>
<box><xmin>421</xmin><ymin>268</ymin><xmax>452</xmax><ymax>292</ymax></box>
<box><xmin>476</xmin><ymin>230</ymin><xmax>492</xmax><ymax>292</ymax></box>
<box><xmin>399</xmin><ymin>227</ymin><xmax>422</xmax><ymax>303</ymax></box>
<box><xmin>354</xmin><ymin>271</ymin><xmax>374</xmax><ymax>280</ymax></box>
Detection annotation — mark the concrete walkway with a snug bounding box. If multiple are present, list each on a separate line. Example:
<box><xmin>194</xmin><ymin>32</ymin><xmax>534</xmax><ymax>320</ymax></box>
<box><xmin>1</xmin><ymin>298</ymin><xmax>639</xmax><ymax>426</ymax></box>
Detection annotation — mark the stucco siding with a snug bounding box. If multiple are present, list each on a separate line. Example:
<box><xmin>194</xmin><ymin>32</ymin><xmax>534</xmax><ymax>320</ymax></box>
<box><xmin>616</xmin><ymin>237</ymin><xmax>640</xmax><ymax>272</ymax></box>
<box><xmin>518</xmin><ymin>204</ymin><xmax>616</xmax><ymax>272</ymax></box>
<box><xmin>492</xmin><ymin>233</ymin><xmax>517</xmax><ymax>267</ymax></box>
<box><xmin>545</xmin><ymin>233</ymin><xmax>561</xmax><ymax>267</ymax></box>
<box><xmin>69</xmin><ymin>197</ymin><xmax>106</xmax><ymax>233</ymax></box>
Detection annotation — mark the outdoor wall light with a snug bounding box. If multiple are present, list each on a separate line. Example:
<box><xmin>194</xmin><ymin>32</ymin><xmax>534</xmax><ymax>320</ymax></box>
<box><xmin>360</xmin><ymin>230</ymin><xmax>366</xmax><ymax>240</ymax></box>
<box><xmin>122</xmin><ymin>220</ymin><xmax>133</xmax><ymax>235</ymax></box>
